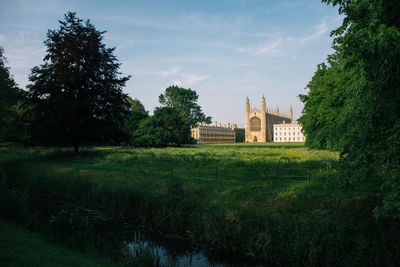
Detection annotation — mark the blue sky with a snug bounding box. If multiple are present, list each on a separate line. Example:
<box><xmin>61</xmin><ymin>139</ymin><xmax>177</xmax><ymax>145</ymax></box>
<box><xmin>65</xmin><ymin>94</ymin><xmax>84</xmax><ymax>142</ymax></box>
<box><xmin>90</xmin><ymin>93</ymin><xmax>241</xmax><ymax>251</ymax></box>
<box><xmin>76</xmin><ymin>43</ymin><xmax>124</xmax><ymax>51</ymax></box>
<box><xmin>0</xmin><ymin>0</ymin><xmax>341</xmax><ymax>126</ymax></box>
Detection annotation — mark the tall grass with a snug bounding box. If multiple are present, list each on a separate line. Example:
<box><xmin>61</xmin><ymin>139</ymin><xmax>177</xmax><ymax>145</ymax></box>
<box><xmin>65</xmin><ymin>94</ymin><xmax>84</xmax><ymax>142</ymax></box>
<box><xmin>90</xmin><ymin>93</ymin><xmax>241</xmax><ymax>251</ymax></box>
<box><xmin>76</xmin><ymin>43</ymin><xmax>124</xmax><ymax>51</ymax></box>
<box><xmin>0</xmin><ymin>143</ymin><xmax>398</xmax><ymax>266</ymax></box>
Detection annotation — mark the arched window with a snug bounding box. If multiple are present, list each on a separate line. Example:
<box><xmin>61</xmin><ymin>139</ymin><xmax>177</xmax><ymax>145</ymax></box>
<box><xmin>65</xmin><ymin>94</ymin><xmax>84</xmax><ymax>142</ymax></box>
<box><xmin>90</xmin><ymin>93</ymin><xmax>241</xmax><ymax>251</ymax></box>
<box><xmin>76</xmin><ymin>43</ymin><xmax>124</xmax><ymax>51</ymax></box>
<box><xmin>250</xmin><ymin>117</ymin><xmax>261</xmax><ymax>131</ymax></box>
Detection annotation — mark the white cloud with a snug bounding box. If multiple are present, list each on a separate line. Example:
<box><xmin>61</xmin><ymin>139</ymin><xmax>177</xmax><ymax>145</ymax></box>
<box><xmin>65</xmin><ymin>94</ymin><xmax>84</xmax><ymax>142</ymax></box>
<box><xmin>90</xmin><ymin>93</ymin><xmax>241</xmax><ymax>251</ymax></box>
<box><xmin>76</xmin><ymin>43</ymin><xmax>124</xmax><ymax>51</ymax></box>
<box><xmin>15</xmin><ymin>0</ymin><xmax>63</xmax><ymax>14</ymax></box>
<box><xmin>254</xmin><ymin>38</ymin><xmax>283</xmax><ymax>55</ymax></box>
<box><xmin>95</xmin><ymin>12</ymin><xmax>252</xmax><ymax>33</ymax></box>
<box><xmin>184</xmin><ymin>74</ymin><xmax>210</xmax><ymax>84</ymax></box>
<box><xmin>299</xmin><ymin>21</ymin><xmax>328</xmax><ymax>43</ymax></box>
<box><xmin>171</xmin><ymin>73</ymin><xmax>210</xmax><ymax>87</ymax></box>
<box><xmin>0</xmin><ymin>34</ymin><xmax>6</xmax><ymax>42</ymax></box>
<box><xmin>238</xmin><ymin>38</ymin><xmax>283</xmax><ymax>55</ymax></box>
<box><xmin>171</xmin><ymin>80</ymin><xmax>182</xmax><ymax>86</ymax></box>
<box><xmin>160</xmin><ymin>66</ymin><xmax>181</xmax><ymax>77</ymax></box>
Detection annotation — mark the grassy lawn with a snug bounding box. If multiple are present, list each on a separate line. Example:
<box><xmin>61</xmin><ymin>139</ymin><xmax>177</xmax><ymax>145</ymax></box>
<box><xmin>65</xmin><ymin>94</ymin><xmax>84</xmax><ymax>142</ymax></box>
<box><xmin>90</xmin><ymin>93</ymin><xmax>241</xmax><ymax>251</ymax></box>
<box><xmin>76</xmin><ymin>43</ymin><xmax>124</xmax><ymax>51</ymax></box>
<box><xmin>0</xmin><ymin>219</ymin><xmax>123</xmax><ymax>267</ymax></box>
<box><xmin>0</xmin><ymin>143</ymin><xmax>398</xmax><ymax>266</ymax></box>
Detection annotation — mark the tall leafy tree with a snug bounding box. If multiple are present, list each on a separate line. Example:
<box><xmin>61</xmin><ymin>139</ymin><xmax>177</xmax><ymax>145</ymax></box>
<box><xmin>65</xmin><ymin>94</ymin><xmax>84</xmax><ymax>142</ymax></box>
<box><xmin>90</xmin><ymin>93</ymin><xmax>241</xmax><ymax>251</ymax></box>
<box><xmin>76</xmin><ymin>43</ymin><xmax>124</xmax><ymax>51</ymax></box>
<box><xmin>123</xmin><ymin>97</ymin><xmax>149</xmax><ymax>144</ymax></box>
<box><xmin>27</xmin><ymin>12</ymin><xmax>130</xmax><ymax>152</ymax></box>
<box><xmin>300</xmin><ymin>0</ymin><xmax>400</xmax><ymax>218</ymax></box>
<box><xmin>299</xmin><ymin>56</ymin><xmax>361</xmax><ymax>151</ymax></box>
<box><xmin>159</xmin><ymin>85</ymin><xmax>211</xmax><ymax>127</ymax></box>
<box><xmin>0</xmin><ymin>47</ymin><xmax>22</xmax><ymax>143</ymax></box>
<box><xmin>133</xmin><ymin>106</ymin><xmax>191</xmax><ymax>147</ymax></box>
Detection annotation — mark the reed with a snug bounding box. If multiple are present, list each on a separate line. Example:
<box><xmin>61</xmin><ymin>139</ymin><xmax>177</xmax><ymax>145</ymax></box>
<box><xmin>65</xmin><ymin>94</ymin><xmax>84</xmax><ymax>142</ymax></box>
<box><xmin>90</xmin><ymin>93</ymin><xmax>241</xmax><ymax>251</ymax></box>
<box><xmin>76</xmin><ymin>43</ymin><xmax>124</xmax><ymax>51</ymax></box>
<box><xmin>0</xmin><ymin>143</ymin><xmax>398</xmax><ymax>266</ymax></box>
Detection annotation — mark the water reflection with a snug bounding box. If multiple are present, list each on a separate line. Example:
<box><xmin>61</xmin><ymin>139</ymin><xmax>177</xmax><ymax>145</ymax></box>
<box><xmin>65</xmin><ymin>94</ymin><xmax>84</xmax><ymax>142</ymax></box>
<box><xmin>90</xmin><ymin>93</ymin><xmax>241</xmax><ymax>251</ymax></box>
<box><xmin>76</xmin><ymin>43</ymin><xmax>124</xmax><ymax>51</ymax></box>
<box><xmin>126</xmin><ymin>231</ymin><xmax>265</xmax><ymax>267</ymax></box>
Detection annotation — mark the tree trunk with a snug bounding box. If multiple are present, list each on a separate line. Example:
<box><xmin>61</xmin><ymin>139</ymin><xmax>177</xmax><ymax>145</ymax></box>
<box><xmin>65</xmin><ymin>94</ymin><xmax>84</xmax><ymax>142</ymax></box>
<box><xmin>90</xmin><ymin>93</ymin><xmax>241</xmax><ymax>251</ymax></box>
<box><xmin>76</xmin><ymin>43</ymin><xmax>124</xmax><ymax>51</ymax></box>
<box><xmin>74</xmin><ymin>142</ymin><xmax>79</xmax><ymax>153</ymax></box>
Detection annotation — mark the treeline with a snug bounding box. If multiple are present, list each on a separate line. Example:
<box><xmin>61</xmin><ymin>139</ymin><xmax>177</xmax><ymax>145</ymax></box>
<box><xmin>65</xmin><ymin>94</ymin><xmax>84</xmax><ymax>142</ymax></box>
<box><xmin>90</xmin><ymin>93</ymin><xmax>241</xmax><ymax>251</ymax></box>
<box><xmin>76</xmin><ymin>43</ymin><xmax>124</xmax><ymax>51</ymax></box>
<box><xmin>0</xmin><ymin>12</ymin><xmax>211</xmax><ymax>152</ymax></box>
<box><xmin>299</xmin><ymin>0</ymin><xmax>400</xmax><ymax>218</ymax></box>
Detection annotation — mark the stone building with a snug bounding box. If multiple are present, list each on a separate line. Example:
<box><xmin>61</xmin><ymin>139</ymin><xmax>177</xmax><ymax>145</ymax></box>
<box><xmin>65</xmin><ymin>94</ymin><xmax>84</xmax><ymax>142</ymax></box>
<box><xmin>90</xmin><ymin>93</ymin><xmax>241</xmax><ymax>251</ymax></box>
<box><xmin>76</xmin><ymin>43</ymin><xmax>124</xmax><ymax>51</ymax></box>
<box><xmin>273</xmin><ymin>122</ymin><xmax>305</xmax><ymax>142</ymax></box>
<box><xmin>245</xmin><ymin>95</ymin><xmax>292</xmax><ymax>142</ymax></box>
<box><xmin>191</xmin><ymin>123</ymin><xmax>238</xmax><ymax>144</ymax></box>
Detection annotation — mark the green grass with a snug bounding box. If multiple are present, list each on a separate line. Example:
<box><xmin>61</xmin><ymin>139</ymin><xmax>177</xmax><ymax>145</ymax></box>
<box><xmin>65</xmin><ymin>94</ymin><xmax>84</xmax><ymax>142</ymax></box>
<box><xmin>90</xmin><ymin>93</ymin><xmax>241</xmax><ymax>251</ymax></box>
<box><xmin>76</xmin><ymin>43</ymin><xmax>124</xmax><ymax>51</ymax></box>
<box><xmin>0</xmin><ymin>219</ymin><xmax>123</xmax><ymax>267</ymax></box>
<box><xmin>0</xmin><ymin>143</ymin><xmax>398</xmax><ymax>266</ymax></box>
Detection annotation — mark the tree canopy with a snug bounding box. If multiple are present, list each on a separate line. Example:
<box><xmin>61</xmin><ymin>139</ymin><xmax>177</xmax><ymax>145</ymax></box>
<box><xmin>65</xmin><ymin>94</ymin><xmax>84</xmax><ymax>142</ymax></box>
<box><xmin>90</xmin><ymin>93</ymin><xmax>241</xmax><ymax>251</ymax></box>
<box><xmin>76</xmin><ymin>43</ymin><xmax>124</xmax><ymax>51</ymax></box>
<box><xmin>0</xmin><ymin>47</ymin><xmax>22</xmax><ymax>143</ymax></box>
<box><xmin>26</xmin><ymin>12</ymin><xmax>130</xmax><ymax>152</ymax></box>
<box><xmin>133</xmin><ymin>106</ymin><xmax>191</xmax><ymax>147</ymax></box>
<box><xmin>159</xmin><ymin>85</ymin><xmax>211</xmax><ymax>127</ymax></box>
<box><xmin>299</xmin><ymin>0</ymin><xmax>400</xmax><ymax>218</ymax></box>
<box><xmin>123</xmin><ymin>97</ymin><xmax>149</xmax><ymax>144</ymax></box>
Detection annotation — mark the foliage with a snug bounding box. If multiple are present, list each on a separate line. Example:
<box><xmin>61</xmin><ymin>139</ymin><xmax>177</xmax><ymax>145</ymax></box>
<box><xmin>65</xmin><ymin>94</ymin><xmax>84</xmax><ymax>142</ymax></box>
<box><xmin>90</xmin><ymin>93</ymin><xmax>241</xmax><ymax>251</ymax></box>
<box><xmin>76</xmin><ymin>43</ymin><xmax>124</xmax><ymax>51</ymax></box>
<box><xmin>0</xmin><ymin>47</ymin><xmax>24</xmax><ymax>143</ymax></box>
<box><xmin>123</xmin><ymin>97</ymin><xmax>149</xmax><ymax>144</ymax></box>
<box><xmin>2</xmin><ymin>145</ymin><xmax>400</xmax><ymax>265</ymax></box>
<box><xmin>133</xmin><ymin>106</ymin><xmax>191</xmax><ymax>147</ymax></box>
<box><xmin>235</xmin><ymin>130</ymin><xmax>245</xmax><ymax>143</ymax></box>
<box><xmin>0</xmin><ymin>170</ymin><xmax>27</xmax><ymax>219</ymax></box>
<box><xmin>299</xmin><ymin>0</ymin><xmax>400</xmax><ymax>218</ymax></box>
<box><xmin>298</xmin><ymin>57</ymin><xmax>361</xmax><ymax>151</ymax></box>
<box><xmin>159</xmin><ymin>85</ymin><xmax>211</xmax><ymax>127</ymax></box>
<box><xmin>26</xmin><ymin>12</ymin><xmax>130</xmax><ymax>152</ymax></box>
<box><xmin>0</xmin><ymin>220</ymin><xmax>123</xmax><ymax>266</ymax></box>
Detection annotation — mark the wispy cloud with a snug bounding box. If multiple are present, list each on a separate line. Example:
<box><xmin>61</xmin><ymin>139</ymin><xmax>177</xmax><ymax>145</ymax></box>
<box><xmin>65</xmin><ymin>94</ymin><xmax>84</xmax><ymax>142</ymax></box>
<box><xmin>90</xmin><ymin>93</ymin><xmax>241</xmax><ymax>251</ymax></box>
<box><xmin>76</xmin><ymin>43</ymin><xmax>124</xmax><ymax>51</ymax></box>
<box><xmin>0</xmin><ymin>34</ymin><xmax>7</xmax><ymax>42</ymax></box>
<box><xmin>172</xmin><ymin>73</ymin><xmax>210</xmax><ymax>87</ymax></box>
<box><xmin>1</xmin><ymin>30</ymin><xmax>45</xmax><ymax>88</ymax></box>
<box><xmin>95</xmin><ymin>12</ymin><xmax>252</xmax><ymax>33</ymax></box>
<box><xmin>299</xmin><ymin>21</ymin><xmax>328</xmax><ymax>43</ymax></box>
<box><xmin>15</xmin><ymin>0</ymin><xmax>62</xmax><ymax>14</ymax></box>
<box><xmin>235</xmin><ymin>17</ymin><xmax>338</xmax><ymax>57</ymax></box>
<box><xmin>238</xmin><ymin>38</ymin><xmax>283</xmax><ymax>55</ymax></box>
<box><xmin>160</xmin><ymin>66</ymin><xmax>181</xmax><ymax>77</ymax></box>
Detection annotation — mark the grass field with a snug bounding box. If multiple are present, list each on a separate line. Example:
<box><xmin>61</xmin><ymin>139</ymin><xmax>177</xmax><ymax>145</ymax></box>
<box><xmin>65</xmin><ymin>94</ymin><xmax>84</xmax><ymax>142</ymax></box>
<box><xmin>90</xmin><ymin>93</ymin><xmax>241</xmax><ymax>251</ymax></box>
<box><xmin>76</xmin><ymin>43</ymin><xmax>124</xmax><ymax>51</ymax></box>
<box><xmin>0</xmin><ymin>143</ymin><xmax>398</xmax><ymax>266</ymax></box>
<box><xmin>0</xmin><ymin>219</ymin><xmax>123</xmax><ymax>267</ymax></box>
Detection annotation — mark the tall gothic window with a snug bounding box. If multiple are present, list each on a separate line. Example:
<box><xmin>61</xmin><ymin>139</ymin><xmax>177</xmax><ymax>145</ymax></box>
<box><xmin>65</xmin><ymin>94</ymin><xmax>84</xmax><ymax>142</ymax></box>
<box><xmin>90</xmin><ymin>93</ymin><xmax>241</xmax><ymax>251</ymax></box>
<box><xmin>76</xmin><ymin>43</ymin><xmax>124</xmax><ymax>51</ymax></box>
<box><xmin>250</xmin><ymin>117</ymin><xmax>261</xmax><ymax>131</ymax></box>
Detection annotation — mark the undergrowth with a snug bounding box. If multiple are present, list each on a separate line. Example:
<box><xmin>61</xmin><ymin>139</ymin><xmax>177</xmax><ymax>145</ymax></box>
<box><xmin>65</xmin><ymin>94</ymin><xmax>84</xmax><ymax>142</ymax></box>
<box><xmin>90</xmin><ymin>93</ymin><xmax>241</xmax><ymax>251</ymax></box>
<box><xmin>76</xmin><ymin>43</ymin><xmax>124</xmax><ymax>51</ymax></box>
<box><xmin>0</xmin><ymin>143</ymin><xmax>398</xmax><ymax>266</ymax></box>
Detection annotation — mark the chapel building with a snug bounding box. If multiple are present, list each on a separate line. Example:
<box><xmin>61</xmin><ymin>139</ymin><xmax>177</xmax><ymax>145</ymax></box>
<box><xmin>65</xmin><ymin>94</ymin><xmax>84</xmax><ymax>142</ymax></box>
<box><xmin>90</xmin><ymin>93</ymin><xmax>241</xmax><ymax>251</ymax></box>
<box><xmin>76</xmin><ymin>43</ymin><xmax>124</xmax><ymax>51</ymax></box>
<box><xmin>245</xmin><ymin>95</ymin><xmax>292</xmax><ymax>142</ymax></box>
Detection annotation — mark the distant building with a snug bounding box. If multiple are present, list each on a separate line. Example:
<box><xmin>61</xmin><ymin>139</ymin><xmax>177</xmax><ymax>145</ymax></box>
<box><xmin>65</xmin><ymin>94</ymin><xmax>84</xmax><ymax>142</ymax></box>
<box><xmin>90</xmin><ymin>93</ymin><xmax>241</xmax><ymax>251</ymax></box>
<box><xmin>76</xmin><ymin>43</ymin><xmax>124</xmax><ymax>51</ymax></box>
<box><xmin>191</xmin><ymin>122</ymin><xmax>244</xmax><ymax>144</ymax></box>
<box><xmin>273</xmin><ymin>122</ymin><xmax>305</xmax><ymax>142</ymax></box>
<box><xmin>232</xmin><ymin>124</ymin><xmax>245</xmax><ymax>142</ymax></box>
<box><xmin>245</xmin><ymin>95</ymin><xmax>293</xmax><ymax>142</ymax></box>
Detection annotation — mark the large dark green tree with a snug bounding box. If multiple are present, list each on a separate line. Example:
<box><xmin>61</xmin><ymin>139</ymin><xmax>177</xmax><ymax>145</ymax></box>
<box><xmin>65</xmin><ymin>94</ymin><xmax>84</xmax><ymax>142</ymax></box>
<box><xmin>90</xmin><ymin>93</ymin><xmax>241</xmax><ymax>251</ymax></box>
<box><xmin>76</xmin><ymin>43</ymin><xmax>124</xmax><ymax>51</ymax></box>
<box><xmin>159</xmin><ymin>85</ymin><xmax>211</xmax><ymax>127</ymax></box>
<box><xmin>299</xmin><ymin>0</ymin><xmax>400</xmax><ymax>218</ymax></box>
<box><xmin>27</xmin><ymin>12</ymin><xmax>130</xmax><ymax>152</ymax></box>
<box><xmin>0</xmin><ymin>47</ymin><xmax>23</xmax><ymax>143</ymax></box>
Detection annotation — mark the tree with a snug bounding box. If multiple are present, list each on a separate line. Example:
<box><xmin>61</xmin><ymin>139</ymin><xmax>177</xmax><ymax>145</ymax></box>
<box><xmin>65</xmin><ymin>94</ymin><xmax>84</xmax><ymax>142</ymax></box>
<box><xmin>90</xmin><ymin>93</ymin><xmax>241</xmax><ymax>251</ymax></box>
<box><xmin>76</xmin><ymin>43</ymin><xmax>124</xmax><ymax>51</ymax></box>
<box><xmin>133</xmin><ymin>107</ymin><xmax>191</xmax><ymax>147</ymax></box>
<box><xmin>123</xmin><ymin>97</ymin><xmax>149</xmax><ymax>144</ymax></box>
<box><xmin>298</xmin><ymin>57</ymin><xmax>360</xmax><ymax>151</ymax></box>
<box><xmin>235</xmin><ymin>131</ymin><xmax>245</xmax><ymax>143</ymax></box>
<box><xmin>300</xmin><ymin>0</ymin><xmax>400</xmax><ymax>218</ymax></box>
<box><xmin>159</xmin><ymin>85</ymin><xmax>211</xmax><ymax>127</ymax></box>
<box><xmin>27</xmin><ymin>12</ymin><xmax>130</xmax><ymax>152</ymax></box>
<box><xmin>0</xmin><ymin>47</ymin><xmax>23</xmax><ymax>143</ymax></box>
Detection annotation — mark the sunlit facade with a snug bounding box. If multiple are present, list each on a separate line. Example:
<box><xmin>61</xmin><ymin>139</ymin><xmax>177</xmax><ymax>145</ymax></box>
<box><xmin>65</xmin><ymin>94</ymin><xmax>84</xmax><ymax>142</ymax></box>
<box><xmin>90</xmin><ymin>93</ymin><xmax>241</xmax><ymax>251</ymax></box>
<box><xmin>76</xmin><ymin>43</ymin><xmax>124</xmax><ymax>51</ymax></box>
<box><xmin>273</xmin><ymin>122</ymin><xmax>305</xmax><ymax>142</ymax></box>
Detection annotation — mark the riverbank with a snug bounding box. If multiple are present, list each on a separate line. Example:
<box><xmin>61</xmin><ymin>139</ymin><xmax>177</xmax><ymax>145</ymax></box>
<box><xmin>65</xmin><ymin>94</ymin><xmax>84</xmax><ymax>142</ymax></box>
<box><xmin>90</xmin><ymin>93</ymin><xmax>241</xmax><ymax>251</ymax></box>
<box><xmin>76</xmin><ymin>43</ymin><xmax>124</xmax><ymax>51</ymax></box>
<box><xmin>0</xmin><ymin>219</ymin><xmax>122</xmax><ymax>266</ymax></box>
<box><xmin>0</xmin><ymin>143</ymin><xmax>398</xmax><ymax>266</ymax></box>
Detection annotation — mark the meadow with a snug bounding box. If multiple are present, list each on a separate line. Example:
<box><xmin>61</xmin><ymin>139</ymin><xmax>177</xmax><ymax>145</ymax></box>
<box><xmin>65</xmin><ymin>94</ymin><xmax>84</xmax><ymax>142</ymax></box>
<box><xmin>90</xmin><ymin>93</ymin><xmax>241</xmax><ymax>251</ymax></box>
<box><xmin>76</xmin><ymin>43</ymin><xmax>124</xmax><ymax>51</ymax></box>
<box><xmin>0</xmin><ymin>143</ymin><xmax>398</xmax><ymax>266</ymax></box>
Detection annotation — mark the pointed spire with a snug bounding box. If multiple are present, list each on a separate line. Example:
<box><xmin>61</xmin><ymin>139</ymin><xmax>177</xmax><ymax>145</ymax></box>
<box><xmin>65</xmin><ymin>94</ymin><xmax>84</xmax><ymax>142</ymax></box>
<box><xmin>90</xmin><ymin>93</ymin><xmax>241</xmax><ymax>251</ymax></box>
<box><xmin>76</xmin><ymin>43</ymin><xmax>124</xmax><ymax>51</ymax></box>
<box><xmin>276</xmin><ymin>105</ymin><xmax>279</xmax><ymax>116</ymax></box>
<box><xmin>261</xmin><ymin>94</ymin><xmax>266</xmax><ymax>112</ymax></box>
<box><xmin>289</xmin><ymin>105</ymin><xmax>293</xmax><ymax>119</ymax></box>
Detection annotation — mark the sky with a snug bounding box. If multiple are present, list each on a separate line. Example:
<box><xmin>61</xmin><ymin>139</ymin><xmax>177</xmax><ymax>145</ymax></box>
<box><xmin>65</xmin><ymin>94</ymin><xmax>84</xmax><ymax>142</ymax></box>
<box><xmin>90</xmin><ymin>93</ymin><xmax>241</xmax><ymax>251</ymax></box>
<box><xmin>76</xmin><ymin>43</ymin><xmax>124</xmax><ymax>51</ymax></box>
<box><xmin>0</xmin><ymin>0</ymin><xmax>341</xmax><ymax>127</ymax></box>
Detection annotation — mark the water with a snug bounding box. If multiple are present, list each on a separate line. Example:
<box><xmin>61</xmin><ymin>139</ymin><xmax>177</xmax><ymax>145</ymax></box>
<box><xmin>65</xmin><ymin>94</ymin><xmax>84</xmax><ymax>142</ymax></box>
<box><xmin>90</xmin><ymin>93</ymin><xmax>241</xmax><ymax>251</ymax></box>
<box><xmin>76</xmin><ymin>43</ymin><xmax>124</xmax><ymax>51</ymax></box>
<box><xmin>126</xmin><ymin>231</ymin><xmax>265</xmax><ymax>267</ymax></box>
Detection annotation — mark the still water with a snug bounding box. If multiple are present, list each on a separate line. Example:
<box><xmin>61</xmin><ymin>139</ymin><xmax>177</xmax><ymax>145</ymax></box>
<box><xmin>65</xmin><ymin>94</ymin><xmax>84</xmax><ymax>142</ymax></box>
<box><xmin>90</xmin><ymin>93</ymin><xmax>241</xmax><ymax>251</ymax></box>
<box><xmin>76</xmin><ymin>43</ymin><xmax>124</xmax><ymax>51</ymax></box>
<box><xmin>126</xmin><ymin>231</ymin><xmax>265</xmax><ymax>267</ymax></box>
